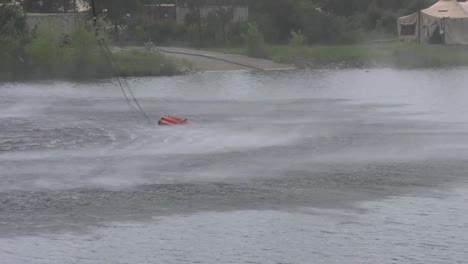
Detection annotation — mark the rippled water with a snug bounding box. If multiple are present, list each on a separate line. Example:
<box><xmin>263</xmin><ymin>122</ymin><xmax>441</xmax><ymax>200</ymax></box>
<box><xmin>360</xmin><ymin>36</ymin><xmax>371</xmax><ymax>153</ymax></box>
<box><xmin>1</xmin><ymin>68</ymin><xmax>468</xmax><ymax>263</ymax></box>
<box><xmin>2</xmin><ymin>187</ymin><xmax>467</xmax><ymax>264</ymax></box>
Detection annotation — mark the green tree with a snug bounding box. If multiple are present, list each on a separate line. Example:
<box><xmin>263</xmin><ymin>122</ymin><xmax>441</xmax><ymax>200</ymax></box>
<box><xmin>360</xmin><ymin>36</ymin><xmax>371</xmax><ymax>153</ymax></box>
<box><xmin>0</xmin><ymin>2</ymin><xmax>28</xmax><ymax>77</ymax></box>
<box><xmin>84</xmin><ymin>0</ymin><xmax>139</xmax><ymax>41</ymax></box>
<box><xmin>215</xmin><ymin>7</ymin><xmax>234</xmax><ymax>44</ymax></box>
<box><xmin>243</xmin><ymin>23</ymin><xmax>268</xmax><ymax>58</ymax></box>
<box><xmin>249</xmin><ymin>0</ymin><xmax>301</xmax><ymax>43</ymax></box>
<box><xmin>204</xmin><ymin>7</ymin><xmax>234</xmax><ymax>45</ymax></box>
<box><xmin>0</xmin><ymin>2</ymin><xmax>27</xmax><ymax>38</ymax></box>
<box><xmin>289</xmin><ymin>30</ymin><xmax>305</xmax><ymax>46</ymax></box>
<box><xmin>185</xmin><ymin>0</ymin><xmax>206</xmax><ymax>45</ymax></box>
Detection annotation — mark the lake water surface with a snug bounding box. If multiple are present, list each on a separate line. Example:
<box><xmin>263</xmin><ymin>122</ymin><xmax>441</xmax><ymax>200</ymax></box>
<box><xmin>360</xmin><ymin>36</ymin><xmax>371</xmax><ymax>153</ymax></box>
<box><xmin>1</xmin><ymin>68</ymin><xmax>468</xmax><ymax>263</ymax></box>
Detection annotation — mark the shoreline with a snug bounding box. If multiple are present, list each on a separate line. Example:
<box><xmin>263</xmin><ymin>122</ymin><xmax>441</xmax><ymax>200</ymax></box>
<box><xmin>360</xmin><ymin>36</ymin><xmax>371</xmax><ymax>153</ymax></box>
<box><xmin>4</xmin><ymin>43</ymin><xmax>468</xmax><ymax>82</ymax></box>
<box><xmin>0</xmin><ymin>49</ymin><xmax>194</xmax><ymax>82</ymax></box>
<box><xmin>208</xmin><ymin>43</ymin><xmax>468</xmax><ymax>69</ymax></box>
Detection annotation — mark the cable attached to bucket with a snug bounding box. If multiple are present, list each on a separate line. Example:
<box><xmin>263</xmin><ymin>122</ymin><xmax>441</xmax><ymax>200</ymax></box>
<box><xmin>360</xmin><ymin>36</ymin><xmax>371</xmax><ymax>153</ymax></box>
<box><xmin>90</xmin><ymin>0</ymin><xmax>154</xmax><ymax>126</ymax></box>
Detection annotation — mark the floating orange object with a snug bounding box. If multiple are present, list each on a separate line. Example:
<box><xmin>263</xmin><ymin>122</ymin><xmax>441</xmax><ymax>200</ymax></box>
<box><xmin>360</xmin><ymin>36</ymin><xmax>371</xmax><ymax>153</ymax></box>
<box><xmin>158</xmin><ymin>116</ymin><xmax>191</xmax><ymax>126</ymax></box>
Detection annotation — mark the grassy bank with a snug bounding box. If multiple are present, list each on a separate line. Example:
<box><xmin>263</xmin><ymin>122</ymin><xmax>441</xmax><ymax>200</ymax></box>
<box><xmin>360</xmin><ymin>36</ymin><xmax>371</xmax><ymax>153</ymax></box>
<box><xmin>271</xmin><ymin>43</ymin><xmax>468</xmax><ymax>68</ymax></box>
<box><xmin>268</xmin><ymin>45</ymin><xmax>372</xmax><ymax>68</ymax></box>
<box><xmin>111</xmin><ymin>50</ymin><xmax>193</xmax><ymax>78</ymax></box>
<box><xmin>211</xmin><ymin>43</ymin><xmax>468</xmax><ymax>69</ymax></box>
<box><xmin>0</xmin><ymin>29</ymin><xmax>193</xmax><ymax>81</ymax></box>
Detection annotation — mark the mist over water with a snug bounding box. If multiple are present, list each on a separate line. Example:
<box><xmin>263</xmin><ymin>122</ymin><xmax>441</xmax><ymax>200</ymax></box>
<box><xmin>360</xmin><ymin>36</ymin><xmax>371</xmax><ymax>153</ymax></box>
<box><xmin>1</xmin><ymin>68</ymin><xmax>468</xmax><ymax>263</ymax></box>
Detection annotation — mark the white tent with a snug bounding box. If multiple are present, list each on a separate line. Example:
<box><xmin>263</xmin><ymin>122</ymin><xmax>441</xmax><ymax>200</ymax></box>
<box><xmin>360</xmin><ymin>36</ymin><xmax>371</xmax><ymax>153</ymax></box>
<box><xmin>398</xmin><ymin>0</ymin><xmax>468</xmax><ymax>45</ymax></box>
<box><xmin>461</xmin><ymin>2</ymin><xmax>468</xmax><ymax>12</ymax></box>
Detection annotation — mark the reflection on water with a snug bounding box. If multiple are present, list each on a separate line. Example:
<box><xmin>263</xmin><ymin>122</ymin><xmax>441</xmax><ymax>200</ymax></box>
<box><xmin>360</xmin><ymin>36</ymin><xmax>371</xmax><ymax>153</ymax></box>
<box><xmin>1</xmin><ymin>68</ymin><xmax>468</xmax><ymax>263</ymax></box>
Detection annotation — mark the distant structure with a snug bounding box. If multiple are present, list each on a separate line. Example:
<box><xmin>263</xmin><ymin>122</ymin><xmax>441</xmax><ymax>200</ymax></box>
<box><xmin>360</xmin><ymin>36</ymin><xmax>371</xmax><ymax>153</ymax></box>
<box><xmin>26</xmin><ymin>13</ymin><xmax>85</xmax><ymax>37</ymax></box>
<box><xmin>142</xmin><ymin>0</ymin><xmax>249</xmax><ymax>24</ymax></box>
<box><xmin>143</xmin><ymin>0</ymin><xmax>177</xmax><ymax>20</ymax></box>
<box><xmin>398</xmin><ymin>0</ymin><xmax>468</xmax><ymax>45</ymax></box>
<box><xmin>25</xmin><ymin>0</ymin><xmax>88</xmax><ymax>37</ymax></box>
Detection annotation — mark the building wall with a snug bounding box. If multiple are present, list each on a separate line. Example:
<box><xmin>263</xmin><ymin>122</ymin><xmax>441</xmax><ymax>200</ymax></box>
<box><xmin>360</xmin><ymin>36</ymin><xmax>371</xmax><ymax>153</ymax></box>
<box><xmin>26</xmin><ymin>13</ymin><xmax>85</xmax><ymax>37</ymax></box>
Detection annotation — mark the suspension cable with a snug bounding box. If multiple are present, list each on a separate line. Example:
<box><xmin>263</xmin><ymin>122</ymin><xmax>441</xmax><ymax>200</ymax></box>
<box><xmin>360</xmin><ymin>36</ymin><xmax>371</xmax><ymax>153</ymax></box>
<box><xmin>90</xmin><ymin>0</ymin><xmax>153</xmax><ymax>126</ymax></box>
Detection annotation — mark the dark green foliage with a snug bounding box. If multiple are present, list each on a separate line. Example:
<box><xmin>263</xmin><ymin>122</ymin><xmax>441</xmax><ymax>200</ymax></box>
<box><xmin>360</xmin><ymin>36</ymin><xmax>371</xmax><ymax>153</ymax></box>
<box><xmin>299</xmin><ymin>7</ymin><xmax>360</xmax><ymax>44</ymax></box>
<box><xmin>3</xmin><ymin>0</ymin><xmax>464</xmax><ymax>80</ymax></box>
<box><xmin>249</xmin><ymin>0</ymin><xmax>439</xmax><ymax>44</ymax></box>
<box><xmin>12</xmin><ymin>0</ymin><xmax>445</xmax><ymax>47</ymax></box>
<box><xmin>21</xmin><ymin>28</ymin><xmax>188</xmax><ymax>79</ymax></box>
<box><xmin>62</xmin><ymin>0</ymin><xmax>445</xmax><ymax>47</ymax></box>
<box><xmin>0</xmin><ymin>29</ymin><xmax>188</xmax><ymax>80</ymax></box>
<box><xmin>0</xmin><ymin>4</ymin><xmax>28</xmax><ymax>79</ymax></box>
<box><xmin>0</xmin><ymin>35</ymin><xmax>25</xmax><ymax>79</ymax></box>
<box><xmin>129</xmin><ymin>19</ymin><xmax>186</xmax><ymax>44</ymax></box>
<box><xmin>183</xmin><ymin>6</ymin><xmax>247</xmax><ymax>47</ymax></box>
<box><xmin>320</xmin><ymin>0</ymin><xmax>439</xmax><ymax>33</ymax></box>
<box><xmin>205</xmin><ymin>8</ymin><xmax>234</xmax><ymax>45</ymax></box>
<box><xmin>249</xmin><ymin>0</ymin><xmax>361</xmax><ymax>44</ymax></box>
<box><xmin>289</xmin><ymin>30</ymin><xmax>305</xmax><ymax>46</ymax></box>
<box><xmin>22</xmin><ymin>28</ymin><xmax>112</xmax><ymax>79</ymax></box>
<box><xmin>128</xmin><ymin>6</ymin><xmax>247</xmax><ymax>47</ymax></box>
<box><xmin>242</xmin><ymin>23</ymin><xmax>268</xmax><ymax>58</ymax></box>
<box><xmin>225</xmin><ymin>21</ymin><xmax>249</xmax><ymax>45</ymax></box>
<box><xmin>249</xmin><ymin>0</ymin><xmax>302</xmax><ymax>43</ymax></box>
<box><xmin>83</xmin><ymin>0</ymin><xmax>139</xmax><ymax>41</ymax></box>
<box><xmin>0</xmin><ymin>3</ymin><xmax>27</xmax><ymax>38</ymax></box>
<box><xmin>0</xmin><ymin>2</ymin><xmax>189</xmax><ymax>80</ymax></box>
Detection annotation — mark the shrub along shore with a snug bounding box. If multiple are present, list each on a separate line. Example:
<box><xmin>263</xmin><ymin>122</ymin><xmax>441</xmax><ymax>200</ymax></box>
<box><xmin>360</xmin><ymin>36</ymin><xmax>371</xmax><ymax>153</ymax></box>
<box><xmin>203</xmin><ymin>23</ymin><xmax>468</xmax><ymax>69</ymax></box>
<box><xmin>210</xmin><ymin>40</ymin><xmax>468</xmax><ymax>69</ymax></box>
<box><xmin>0</xmin><ymin>28</ymin><xmax>193</xmax><ymax>81</ymax></box>
<box><xmin>268</xmin><ymin>43</ymin><xmax>468</xmax><ymax>69</ymax></box>
<box><xmin>3</xmin><ymin>21</ymin><xmax>468</xmax><ymax>81</ymax></box>
<box><xmin>3</xmin><ymin>0</ymin><xmax>468</xmax><ymax>81</ymax></box>
<box><xmin>3</xmin><ymin>25</ymin><xmax>468</xmax><ymax>82</ymax></box>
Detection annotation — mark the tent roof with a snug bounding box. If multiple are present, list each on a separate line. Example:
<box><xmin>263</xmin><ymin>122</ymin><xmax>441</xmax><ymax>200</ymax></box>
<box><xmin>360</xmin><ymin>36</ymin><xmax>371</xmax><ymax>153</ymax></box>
<box><xmin>422</xmin><ymin>0</ymin><xmax>468</xmax><ymax>18</ymax></box>
<box><xmin>461</xmin><ymin>2</ymin><xmax>468</xmax><ymax>12</ymax></box>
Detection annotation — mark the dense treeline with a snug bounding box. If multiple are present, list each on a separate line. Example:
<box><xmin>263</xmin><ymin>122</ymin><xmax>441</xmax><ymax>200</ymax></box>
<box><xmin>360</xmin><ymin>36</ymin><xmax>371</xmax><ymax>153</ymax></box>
<box><xmin>250</xmin><ymin>0</ymin><xmax>439</xmax><ymax>44</ymax></box>
<box><xmin>0</xmin><ymin>2</ymin><xmax>28</xmax><ymax>78</ymax></box>
<box><xmin>4</xmin><ymin>0</ymin><xmax>442</xmax><ymax>45</ymax></box>
<box><xmin>0</xmin><ymin>1</ymin><xmax>188</xmax><ymax>80</ymax></box>
<box><xmin>2</xmin><ymin>0</ymin><xmax>467</xmax><ymax>79</ymax></box>
<box><xmin>99</xmin><ymin>0</ymin><xmax>440</xmax><ymax>45</ymax></box>
<box><xmin>126</xmin><ymin>0</ymin><xmax>441</xmax><ymax>45</ymax></box>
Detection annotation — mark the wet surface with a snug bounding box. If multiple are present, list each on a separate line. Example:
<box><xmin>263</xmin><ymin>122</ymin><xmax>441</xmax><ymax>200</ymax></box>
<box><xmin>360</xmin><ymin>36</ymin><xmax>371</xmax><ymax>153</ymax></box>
<box><xmin>1</xmin><ymin>68</ymin><xmax>468</xmax><ymax>263</ymax></box>
<box><xmin>157</xmin><ymin>47</ymin><xmax>295</xmax><ymax>71</ymax></box>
